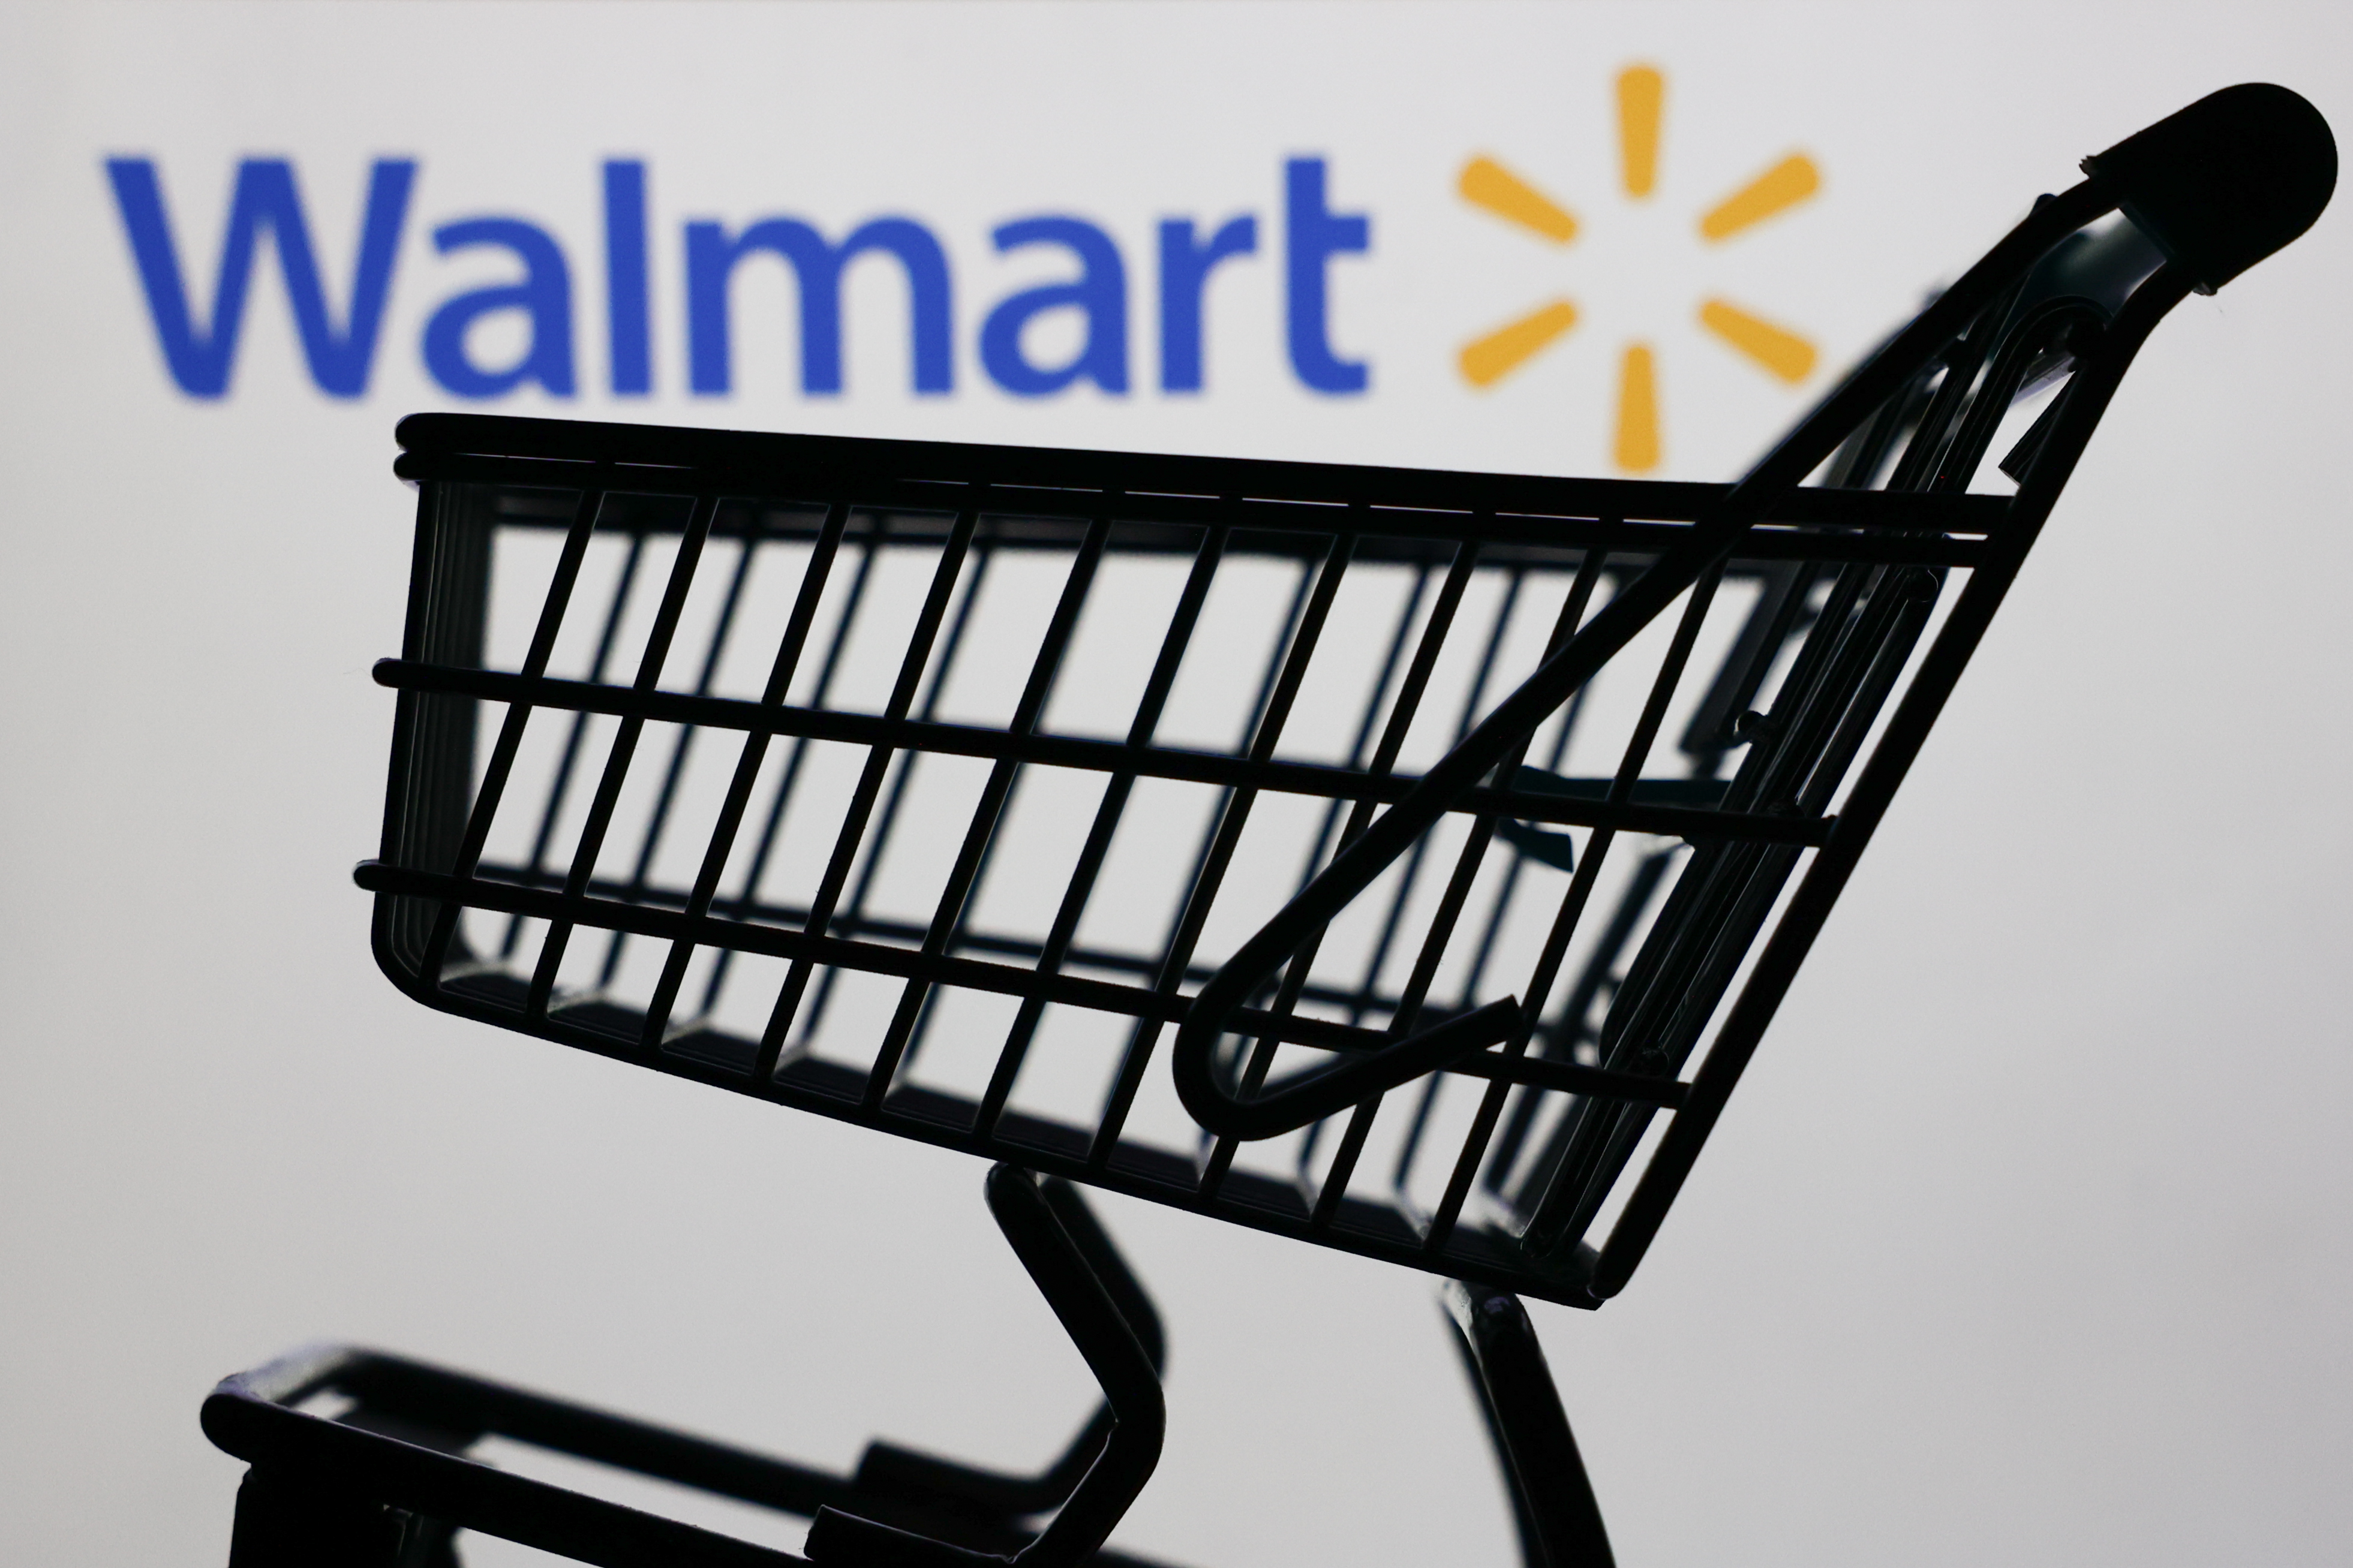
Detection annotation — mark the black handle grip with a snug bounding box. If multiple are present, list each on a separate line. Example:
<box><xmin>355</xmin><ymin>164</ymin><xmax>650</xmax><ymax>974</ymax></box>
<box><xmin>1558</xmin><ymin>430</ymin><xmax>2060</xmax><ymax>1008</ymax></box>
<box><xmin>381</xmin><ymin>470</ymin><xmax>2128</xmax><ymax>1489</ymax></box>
<box><xmin>2082</xmin><ymin>82</ymin><xmax>2336</xmax><ymax>293</ymax></box>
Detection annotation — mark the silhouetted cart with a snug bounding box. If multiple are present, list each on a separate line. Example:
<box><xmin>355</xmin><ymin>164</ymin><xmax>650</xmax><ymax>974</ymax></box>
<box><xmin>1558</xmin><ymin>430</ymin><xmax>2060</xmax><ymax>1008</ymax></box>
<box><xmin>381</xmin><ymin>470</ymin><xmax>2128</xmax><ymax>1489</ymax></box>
<box><xmin>208</xmin><ymin>84</ymin><xmax>2334</xmax><ymax>1568</ymax></box>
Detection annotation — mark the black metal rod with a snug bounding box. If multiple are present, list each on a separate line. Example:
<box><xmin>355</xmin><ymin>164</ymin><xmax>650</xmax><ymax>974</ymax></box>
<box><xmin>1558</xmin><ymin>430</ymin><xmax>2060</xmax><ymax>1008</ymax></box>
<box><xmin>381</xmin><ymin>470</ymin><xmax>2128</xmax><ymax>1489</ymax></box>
<box><xmin>976</xmin><ymin>526</ymin><xmax>1227</xmax><ymax>1142</ymax></box>
<box><xmin>393</xmin><ymin>416</ymin><xmax>2014</xmax><ymax>541</ymax></box>
<box><xmin>1086</xmin><ymin>534</ymin><xmax>1343</xmax><ymax>1166</ymax></box>
<box><xmin>804</xmin><ymin>1166</ymin><xmax>1163</xmax><ymax>1568</ymax></box>
<box><xmin>356</xmin><ymin>862</ymin><xmax>1688</xmax><ymax>1109</ymax></box>
<box><xmin>416</xmin><ymin>487</ymin><xmax>605</xmax><ymax>986</ymax></box>
<box><xmin>863</xmin><ymin>520</ymin><xmax>1112</xmax><ymax>1109</ymax></box>
<box><xmin>801</xmin><ymin>535</ymin><xmax>1003</xmax><ymax>1046</ymax></box>
<box><xmin>505</xmin><ymin>529</ymin><xmax>647</xmax><ymax>960</ymax></box>
<box><xmin>1271</xmin><ymin>563</ymin><xmax>1530</xmax><ymax>1206</ymax></box>
<box><xmin>600</xmin><ymin>512</ymin><xmax>768</xmax><ymax>987</ymax></box>
<box><xmin>1379</xmin><ymin>554</ymin><xmax>1608</xmax><ymax>1217</ymax></box>
<box><xmin>753</xmin><ymin>510</ymin><xmax>981</xmax><ymax>1078</ymax></box>
<box><xmin>851</xmin><ymin>1176</ymin><xmax>1165</xmax><ymax>1520</ymax></box>
<box><xmin>1445</xmin><ymin>1282</ymin><xmax>1615</xmax><ymax>1568</ymax></box>
<box><xmin>526</xmin><ymin>494</ymin><xmax>720</xmax><ymax>1023</ymax></box>
<box><xmin>639</xmin><ymin>502</ymin><xmax>852</xmax><ymax>1051</ymax></box>
<box><xmin>1293</xmin><ymin>544</ymin><xmax>1484</xmax><ymax>1210</ymax></box>
<box><xmin>370</xmin><ymin>662</ymin><xmax>1828</xmax><ymax>847</ymax></box>
<box><xmin>698</xmin><ymin>514</ymin><xmax>890</xmax><ymax>1012</ymax></box>
<box><xmin>1423</xmin><ymin>557</ymin><xmax>1729</xmax><ymax>1254</ymax></box>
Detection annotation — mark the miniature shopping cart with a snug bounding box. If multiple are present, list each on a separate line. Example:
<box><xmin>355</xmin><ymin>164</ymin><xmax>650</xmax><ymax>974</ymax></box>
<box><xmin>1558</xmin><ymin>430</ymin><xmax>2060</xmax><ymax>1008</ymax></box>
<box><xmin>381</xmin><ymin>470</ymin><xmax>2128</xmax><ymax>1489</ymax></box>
<box><xmin>207</xmin><ymin>83</ymin><xmax>2333</xmax><ymax>1568</ymax></box>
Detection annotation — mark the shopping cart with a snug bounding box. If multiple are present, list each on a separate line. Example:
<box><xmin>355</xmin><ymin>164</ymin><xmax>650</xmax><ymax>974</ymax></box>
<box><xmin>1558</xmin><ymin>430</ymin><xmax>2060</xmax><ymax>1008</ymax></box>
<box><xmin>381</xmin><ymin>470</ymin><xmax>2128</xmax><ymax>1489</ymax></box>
<box><xmin>208</xmin><ymin>83</ymin><xmax>2332</xmax><ymax>1568</ymax></box>
<box><xmin>356</xmin><ymin>82</ymin><xmax>2333</xmax><ymax>1308</ymax></box>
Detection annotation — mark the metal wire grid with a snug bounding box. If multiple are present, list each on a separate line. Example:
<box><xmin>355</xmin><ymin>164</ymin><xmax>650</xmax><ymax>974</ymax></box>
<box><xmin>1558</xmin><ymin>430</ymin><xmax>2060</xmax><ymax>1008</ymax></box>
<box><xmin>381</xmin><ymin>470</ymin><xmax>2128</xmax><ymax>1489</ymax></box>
<box><xmin>363</xmin><ymin>400</ymin><xmax>2052</xmax><ymax>1304</ymax></box>
<box><xmin>365</xmin><ymin>179</ymin><xmax>2210</xmax><ymax>1307</ymax></box>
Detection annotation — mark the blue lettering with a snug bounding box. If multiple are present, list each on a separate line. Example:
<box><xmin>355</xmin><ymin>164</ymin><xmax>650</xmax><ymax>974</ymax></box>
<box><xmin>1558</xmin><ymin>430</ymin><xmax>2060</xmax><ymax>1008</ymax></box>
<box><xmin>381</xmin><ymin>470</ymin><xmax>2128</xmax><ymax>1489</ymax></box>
<box><xmin>685</xmin><ymin>216</ymin><xmax>952</xmax><ymax>395</ymax></box>
<box><xmin>104</xmin><ymin>157</ymin><xmax>414</xmax><ymax>399</ymax></box>
<box><xmin>982</xmin><ymin>216</ymin><xmax>1128</xmax><ymax>396</ymax></box>
<box><xmin>603</xmin><ymin>161</ymin><xmax>651</xmax><ymax>396</ymax></box>
<box><xmin>422</xmin><ymin>218</ymin><xmax>576</xmax><ymax>398</ymax></box>
<box><xmin>1158</xmin><ymin>215</ymin><xmax>1256</xmax><ymax>393</ymax></box>
<box><xmin>1284</xmin><ymin>158</ymin><xmax>1369</xmax><ymax>394</ymax></box>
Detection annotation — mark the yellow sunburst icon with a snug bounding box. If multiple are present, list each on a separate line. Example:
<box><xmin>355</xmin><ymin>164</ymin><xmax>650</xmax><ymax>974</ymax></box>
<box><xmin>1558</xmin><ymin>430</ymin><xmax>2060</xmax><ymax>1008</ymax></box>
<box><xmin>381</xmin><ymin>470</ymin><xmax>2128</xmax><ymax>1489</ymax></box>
<box><xmin>1458</xmin><ymin>65</ymin><xmax>1823</xmax><ymax>472</ymax></box>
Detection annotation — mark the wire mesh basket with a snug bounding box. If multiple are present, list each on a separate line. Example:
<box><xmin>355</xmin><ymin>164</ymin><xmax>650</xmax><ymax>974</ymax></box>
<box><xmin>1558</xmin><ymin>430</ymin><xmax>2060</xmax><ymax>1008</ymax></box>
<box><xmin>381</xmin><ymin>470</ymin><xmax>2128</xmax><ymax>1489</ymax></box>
<box><xmin>361</xmin><ymin>83</ymin><xmax>2334</xmax><ymax>1308</ymax></box>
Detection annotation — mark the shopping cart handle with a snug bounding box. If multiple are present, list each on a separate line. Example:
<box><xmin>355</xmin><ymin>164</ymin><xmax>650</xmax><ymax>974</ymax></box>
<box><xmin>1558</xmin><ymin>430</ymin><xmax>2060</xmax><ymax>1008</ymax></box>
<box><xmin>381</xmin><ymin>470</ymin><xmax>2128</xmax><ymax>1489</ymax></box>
<box><xmin>2081</xmin><ymin>82</ymin><xmax>2335</xmax><ymax>294</ymax></box>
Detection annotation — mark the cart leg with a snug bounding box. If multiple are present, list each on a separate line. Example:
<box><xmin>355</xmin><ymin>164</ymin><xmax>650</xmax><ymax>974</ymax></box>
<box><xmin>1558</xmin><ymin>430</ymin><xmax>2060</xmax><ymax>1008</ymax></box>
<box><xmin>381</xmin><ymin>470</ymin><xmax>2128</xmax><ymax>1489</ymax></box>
<box><xmin>226</xmin><ymin>1464</ymin><xmax>407</xmax><ymax>1568</ymax></box>
<box><xmin>807</xmin><ymin>1164</ymin><xmax>1165</xmax><ymax>1568</ymax></box>
<box><xmin>1445</xmin><ymin>1282</ymin><xmax>1615</xmax><ymax>1568</ymax></box>
<box><xmin>851</xmin><ymin>1174</ymin><xmax>1167</xmax><ymax>1527</ymax></box>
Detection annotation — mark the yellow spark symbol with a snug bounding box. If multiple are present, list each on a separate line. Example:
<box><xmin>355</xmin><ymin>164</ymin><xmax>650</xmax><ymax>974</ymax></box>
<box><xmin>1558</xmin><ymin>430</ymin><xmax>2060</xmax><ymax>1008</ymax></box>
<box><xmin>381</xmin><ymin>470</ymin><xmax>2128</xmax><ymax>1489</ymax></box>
<box><xmin>1458</xmin><ymin>65</ymin><xmax>1824</xmax><ymax>472</ymax></box>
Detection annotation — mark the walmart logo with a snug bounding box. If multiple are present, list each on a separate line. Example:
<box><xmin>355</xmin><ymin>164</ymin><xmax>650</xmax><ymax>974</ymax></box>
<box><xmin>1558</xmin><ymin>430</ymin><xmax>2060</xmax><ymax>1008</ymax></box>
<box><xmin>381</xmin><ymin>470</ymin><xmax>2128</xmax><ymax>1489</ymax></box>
<box><xmin>103</xmin><ymin>157</ymin><xmax>1371</xmax><ymax>401</ymax></box>
<box><xmin>1456</xmin><ymin>65</ymin><xmax>1823</xmax><ymax>470</ymax></box>
<box><xmin>103</xmin><ymin>80</ymin><xmax>1826</xmax><ymax>437</ymax></box>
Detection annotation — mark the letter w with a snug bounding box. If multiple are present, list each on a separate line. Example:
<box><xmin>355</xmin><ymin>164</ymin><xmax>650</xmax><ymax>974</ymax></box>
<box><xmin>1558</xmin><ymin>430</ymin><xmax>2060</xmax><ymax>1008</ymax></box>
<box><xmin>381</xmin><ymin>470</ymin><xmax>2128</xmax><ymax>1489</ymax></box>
<box><xmin>106</xmin><ymin>158</ymin><xmax>416</xmax><ymax>398</ymax></box>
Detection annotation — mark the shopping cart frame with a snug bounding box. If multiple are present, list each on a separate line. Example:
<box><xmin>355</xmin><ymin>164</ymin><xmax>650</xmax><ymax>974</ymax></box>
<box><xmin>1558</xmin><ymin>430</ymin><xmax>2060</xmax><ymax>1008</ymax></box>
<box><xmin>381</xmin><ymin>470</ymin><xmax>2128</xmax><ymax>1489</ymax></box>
<box><xmin>359</xmin><ymin>86</ymin><xmax>2333</xmax><ymax>1310</ymax></box>
<box><xmin>206</xmin><ymin>1168</ymin><xmax>1169</xmax><ymax>1568</ymax></box>
<box><xmin>204</xmin><ymin>1168</ymin><xmax>1613</xmax><ymax>1568</ymax></box>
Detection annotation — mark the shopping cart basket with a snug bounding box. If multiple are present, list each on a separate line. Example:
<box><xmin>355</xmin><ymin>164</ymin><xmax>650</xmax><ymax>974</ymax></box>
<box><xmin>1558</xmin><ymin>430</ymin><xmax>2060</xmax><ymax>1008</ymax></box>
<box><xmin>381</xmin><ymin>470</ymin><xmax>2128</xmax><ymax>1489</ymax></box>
<box><xmin>356</xmin><ymin>83</ymin><xmax>2334</xmax><ymax>1310</ymax></box>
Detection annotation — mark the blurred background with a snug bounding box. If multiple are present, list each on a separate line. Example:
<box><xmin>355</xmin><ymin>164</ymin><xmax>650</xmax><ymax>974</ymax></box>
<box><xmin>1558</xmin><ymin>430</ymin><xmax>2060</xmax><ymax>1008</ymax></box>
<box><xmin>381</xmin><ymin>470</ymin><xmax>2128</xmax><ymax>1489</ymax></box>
<box><xmin>1</xmin><ymin>2</ymin><xmax>2347</xmax><ymax>1564</ymax></box>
